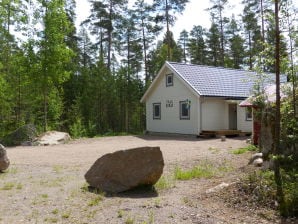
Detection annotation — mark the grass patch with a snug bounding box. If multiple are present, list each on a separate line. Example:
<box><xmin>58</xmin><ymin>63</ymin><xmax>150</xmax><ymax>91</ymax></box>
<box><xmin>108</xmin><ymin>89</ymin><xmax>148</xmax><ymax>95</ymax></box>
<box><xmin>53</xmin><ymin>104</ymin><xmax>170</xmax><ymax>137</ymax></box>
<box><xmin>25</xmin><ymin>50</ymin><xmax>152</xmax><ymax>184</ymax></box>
<box><xmin>88</xmin><ymin>196</ymin><xmax>103</xmax><ymax>207</ymax></box>
<box><xmin>174</xmin><ymin>163</ymin><xmax>215</xmax><ymax>180</ymax></box>
<box><xmin>174</xmin><ymin>160</ymin><xmax>232</xmax><ymax>180</ymax></box>
<box><xmin>154</xmin><ymin>175</ymin><xmax>175</xmax><ymax>190</ymax></box>
<box><xmin>208</xmin><ymin>147</ymin><xmax>220</xmax><ymax>154</ymax></box>
<box><xmin>1</xmin><ymin>182</ymin><xmax>15</xmax><ymax>190</ymax></box>
<box><xmin>52</xmin><ymin>165</ymin><xmax>63</xmax><ymax>173</ymax></box>
<box><xmin>61</xmin><ymin>211</ymin><xmax>71</xmax><ymax>219</ymax></box>
<box><xmin>231</xmin><ymin>144</ymin><xmax>257</xmax><ymax>155</ymax></box>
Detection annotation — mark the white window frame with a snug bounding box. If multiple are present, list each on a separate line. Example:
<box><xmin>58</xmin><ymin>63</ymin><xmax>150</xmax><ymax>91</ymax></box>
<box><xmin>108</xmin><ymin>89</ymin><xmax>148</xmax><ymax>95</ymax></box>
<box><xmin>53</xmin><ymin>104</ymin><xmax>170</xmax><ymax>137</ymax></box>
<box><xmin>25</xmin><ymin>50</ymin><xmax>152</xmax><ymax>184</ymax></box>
<box><xmin>166</xmin><ymin>73</ymin><xmax>173</xmax><ymax>87</ymax></box>
<box><xmin>153</xmin><ymin>103</ymin><xmax>161</xmax><ymax>120</ymax></box>
<box><xmin>179</xmin><ymin>101</ymin><xmax>190</xmax><ymax>120</ymax></box>
<box><xmin>245</xmin><ymin>107</ymin><xmax>252</xmax><ymax>121</ymax></box>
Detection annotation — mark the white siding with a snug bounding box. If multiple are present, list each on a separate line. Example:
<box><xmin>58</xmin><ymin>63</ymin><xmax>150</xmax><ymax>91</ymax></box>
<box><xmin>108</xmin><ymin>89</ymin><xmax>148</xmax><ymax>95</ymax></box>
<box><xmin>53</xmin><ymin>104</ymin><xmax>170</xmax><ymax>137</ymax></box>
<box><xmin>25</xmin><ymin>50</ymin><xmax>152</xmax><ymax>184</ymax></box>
<box><xmin>201</xmin><ymin>99</ymin><xmax>252</xmax><ymax>132</ymax></box>
<box><xmin>237</xmin><ymin>106</ymin><xmax>253</xmax><ymax>132</ymax></box>
<box><xmin>145</xmin><ymin>68</ymin><xmax>199</xmax><ymax>135</ymax></box>
<box><xmin>201</xmin><ymin>98</ymin><xmax>229</xmax><ymax>130</ymax></box>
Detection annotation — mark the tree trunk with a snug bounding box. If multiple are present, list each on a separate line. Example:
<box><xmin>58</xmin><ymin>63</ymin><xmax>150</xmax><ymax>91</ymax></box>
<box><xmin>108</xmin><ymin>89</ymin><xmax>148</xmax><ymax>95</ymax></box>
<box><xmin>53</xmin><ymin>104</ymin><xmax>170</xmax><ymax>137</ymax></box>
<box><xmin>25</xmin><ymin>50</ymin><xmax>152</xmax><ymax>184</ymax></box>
<box><xmin>165</xmin><ymin>0</ymin><xmax>171</xmax><ymax>60</ymax></box>
<box><xmin>273</xmin><ymin>0</ymin><xmax>286</xmax><ymax>216</ymax></box>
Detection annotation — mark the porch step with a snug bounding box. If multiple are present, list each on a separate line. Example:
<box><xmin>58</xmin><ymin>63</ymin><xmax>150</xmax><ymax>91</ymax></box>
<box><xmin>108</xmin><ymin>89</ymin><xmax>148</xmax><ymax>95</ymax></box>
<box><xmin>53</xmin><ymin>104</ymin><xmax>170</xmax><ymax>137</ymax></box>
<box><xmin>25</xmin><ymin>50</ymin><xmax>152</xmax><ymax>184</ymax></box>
<box><xmin>200</xmin><ymin>130</ymin><xmax>243</xmax><ymax>137</ymax></box>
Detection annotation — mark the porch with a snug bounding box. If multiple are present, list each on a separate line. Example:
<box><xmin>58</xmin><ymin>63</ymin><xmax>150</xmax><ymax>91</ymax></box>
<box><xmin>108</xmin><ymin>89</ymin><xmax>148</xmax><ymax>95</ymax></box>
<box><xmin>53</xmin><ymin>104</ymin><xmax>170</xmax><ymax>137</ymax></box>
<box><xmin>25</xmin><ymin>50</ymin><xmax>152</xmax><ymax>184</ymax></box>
<box><xmin>199</xmin><ymin>130</ymin><xmax>251</xmax><ymax>138</ymax></box>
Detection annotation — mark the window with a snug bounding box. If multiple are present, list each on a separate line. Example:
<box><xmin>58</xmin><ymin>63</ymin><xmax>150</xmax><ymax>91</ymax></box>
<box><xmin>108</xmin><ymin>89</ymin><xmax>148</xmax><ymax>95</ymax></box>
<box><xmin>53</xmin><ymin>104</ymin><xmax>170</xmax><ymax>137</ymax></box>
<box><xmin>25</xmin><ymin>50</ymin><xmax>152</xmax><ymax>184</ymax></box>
<box><xmin>180</xmin><ymin>100</ymin><xmax>190</xmax><ymax>120</ymax></box>
<box><xmin>166</xmin><ymin>74</ymin><xmax>173</xmax><ymax>87</ymax></box>
<box><xmin>153</xmin><ymin>103</ymin><xmax>161</xmax><ymax>120</ymax></box>
<box><xmin>245</xmin><ymin>107</ymin><xmax>252</xmax><ymax>121</ymax></box>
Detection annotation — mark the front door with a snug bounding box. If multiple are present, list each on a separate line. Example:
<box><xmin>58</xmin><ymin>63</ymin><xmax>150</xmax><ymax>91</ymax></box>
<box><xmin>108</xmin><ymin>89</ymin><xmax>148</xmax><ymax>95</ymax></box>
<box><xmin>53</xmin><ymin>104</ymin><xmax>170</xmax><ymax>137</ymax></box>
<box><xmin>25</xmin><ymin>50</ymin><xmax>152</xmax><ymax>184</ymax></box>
<box><xmin>229</xmin><ymin>104</ymin><xmax>237</xmax><ymax>130</ymax></box>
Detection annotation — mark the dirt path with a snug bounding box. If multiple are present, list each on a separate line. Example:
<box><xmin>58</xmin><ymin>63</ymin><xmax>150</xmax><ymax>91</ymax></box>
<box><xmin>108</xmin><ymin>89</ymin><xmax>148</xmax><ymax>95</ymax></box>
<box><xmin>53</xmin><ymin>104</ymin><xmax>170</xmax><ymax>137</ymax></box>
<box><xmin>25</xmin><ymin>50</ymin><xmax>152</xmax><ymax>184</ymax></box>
<box><xmin>0</xmin><ymin>135</ymin><xmax>282</xmax><ymax>223</ymax></box>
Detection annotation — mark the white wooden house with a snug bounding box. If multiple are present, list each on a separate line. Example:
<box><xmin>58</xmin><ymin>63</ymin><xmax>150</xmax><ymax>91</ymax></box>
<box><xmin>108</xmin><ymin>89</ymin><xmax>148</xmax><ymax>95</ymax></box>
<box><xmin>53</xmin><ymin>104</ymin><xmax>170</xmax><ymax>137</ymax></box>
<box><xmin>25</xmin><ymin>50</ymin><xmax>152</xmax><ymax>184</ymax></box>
<box><xmin>140</xmin><ymin>61</ymin><xmax>272</xmax><ymax>136</ymax></box>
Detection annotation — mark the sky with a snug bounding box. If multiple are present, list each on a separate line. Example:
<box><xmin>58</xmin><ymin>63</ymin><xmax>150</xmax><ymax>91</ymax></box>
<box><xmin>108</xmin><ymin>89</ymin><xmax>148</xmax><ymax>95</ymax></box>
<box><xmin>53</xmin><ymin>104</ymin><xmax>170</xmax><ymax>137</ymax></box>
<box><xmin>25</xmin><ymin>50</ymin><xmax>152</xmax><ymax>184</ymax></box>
<box><xmin>75</xmin><ymin>0</ymin><xmax>245</xmax><ymax>40</ymax></box>
<box><xmin>75</xmin><ymin>0</ymin><xmax>298</xmax><ymax>41</ymax></box>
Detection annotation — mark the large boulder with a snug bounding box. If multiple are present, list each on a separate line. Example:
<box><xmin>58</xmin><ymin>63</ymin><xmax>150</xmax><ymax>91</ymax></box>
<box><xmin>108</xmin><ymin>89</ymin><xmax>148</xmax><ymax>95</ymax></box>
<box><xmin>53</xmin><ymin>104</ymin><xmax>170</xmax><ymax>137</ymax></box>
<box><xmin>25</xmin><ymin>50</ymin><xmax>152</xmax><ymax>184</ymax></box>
<box><xmin>0</xmin><ymin>144</ymin><xmax>10</xmax><ymax>171</ymax></box>
<box><xmin>35</xmin><ymin>131</ymin><xmax>71</xmax><ymax>146</ymax></box>
<box><xmin>0</xmin><ymin>124</ymin><xmax>37</xmax><ymax>147</ymax></box>
<box><xmin>85</xmin><ymin>146</ymin><xmax>164</xmax><ymax>193</ymax></box>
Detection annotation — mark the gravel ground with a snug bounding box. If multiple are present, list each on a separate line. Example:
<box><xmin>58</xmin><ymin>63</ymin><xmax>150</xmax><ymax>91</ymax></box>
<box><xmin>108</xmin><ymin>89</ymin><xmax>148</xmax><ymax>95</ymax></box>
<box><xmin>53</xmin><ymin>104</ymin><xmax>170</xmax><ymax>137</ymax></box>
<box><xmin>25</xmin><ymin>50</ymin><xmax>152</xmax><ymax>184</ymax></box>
<box><xmin>0</xmin><ymin>135</ymin><xmax>288</xmax><ymax>223</ymax></box>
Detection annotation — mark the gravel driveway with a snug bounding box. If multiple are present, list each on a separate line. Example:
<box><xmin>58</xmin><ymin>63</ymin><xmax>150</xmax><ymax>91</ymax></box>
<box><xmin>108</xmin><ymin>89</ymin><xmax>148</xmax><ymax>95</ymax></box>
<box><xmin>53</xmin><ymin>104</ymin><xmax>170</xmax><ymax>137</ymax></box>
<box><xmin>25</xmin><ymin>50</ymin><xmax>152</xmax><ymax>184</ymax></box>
<box><xmin>0</xmin><ymin>135</ymin><xmax>280</xmax><ymax>224</ymax></box>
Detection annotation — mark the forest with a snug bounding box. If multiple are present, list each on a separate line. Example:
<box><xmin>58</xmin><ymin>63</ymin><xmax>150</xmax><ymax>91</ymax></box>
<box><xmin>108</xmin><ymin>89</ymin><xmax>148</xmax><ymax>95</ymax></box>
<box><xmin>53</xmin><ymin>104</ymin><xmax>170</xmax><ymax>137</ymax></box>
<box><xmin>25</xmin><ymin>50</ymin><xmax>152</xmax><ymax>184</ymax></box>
<box><xmin>0</xmin><ymin>0</ymin><xmax>297</xmax><ymax>138</ymax></box>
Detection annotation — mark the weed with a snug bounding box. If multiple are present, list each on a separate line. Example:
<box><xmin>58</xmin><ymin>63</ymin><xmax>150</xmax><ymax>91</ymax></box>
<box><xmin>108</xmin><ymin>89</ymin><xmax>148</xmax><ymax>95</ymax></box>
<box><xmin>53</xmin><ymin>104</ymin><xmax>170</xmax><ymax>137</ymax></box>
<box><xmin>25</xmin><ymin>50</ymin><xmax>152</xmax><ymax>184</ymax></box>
<box><xmin>153</xmin><ymin>198</ymin><xmax>161</xmax><ymax>208</ymax></box>
<box><xmin>117</xmin><ymin>209</ymin><xmax>124</xmax><ymax>218</ymax></box>
<box><xmin>61</xmin><ymin>211</ymin><xmax>71</xmax><ymax>219</ymax></box>
<box><xmin>52</xmin><ymin>165</ymin><xmax>63</xmax><ymax>173</ymax></box>
<box><xmin>231</xmin><ymin>144</ymin><xmax>257</xmax><ymax>155</ymax></box>
<box><xmin>125</xmin><ymin>216</ymin><xmax>134</xmax><ymax>224</ymax></box>
<box><xmin>88</xmin><ymin>196</ymin><xmax>103</xmax><ymax>206</ymax></box>
<box><xmin>208</xmin><ymin>147</ymin><xmax>220</xmax><ymax>154</ymax></box>
<box><xmin>174</xmin><ymin>163</ymin><xmax>215</xmax><ymax>180</ymax></box>
<box><xmin>41</xmin><ymin>194</ymin><xmax>48</xmax><ymax>199</ymax></box>
<box><xmin>174</xmin><ymin>160</ymin><xmax>232</xmax><ymax>180</ymax></box>
<box><xmin>8</xmin><ymin>167</ymin><xmax>18</xmax><ymax>174</ymax></box>
<box><xmin>44</xmin><ymin>217</ymin><xmax>58</xmax><ymax>223</ymax></box>
<box><xmin>1</xmin><ymin>182</ymin><xmax>15</xmax><ymax>190</ymax></box>
<box><xmin>16</xmin><ymin>183</ymin><xmax>23</xmax><ymax>190</ymax></box>
<box><xmin>51</xmin><ymin>209</ymin><xmax>59</xmax><ymax>215</ymax></box>
<box><xmin>154</xmin><ymin>175</ymin><xmax>175</xmax><ymax>190</ymax></box>
<box><xmin>148</xmin><ymin>211</ymin><xmax>154</xmax><ymax>224</ymax></box>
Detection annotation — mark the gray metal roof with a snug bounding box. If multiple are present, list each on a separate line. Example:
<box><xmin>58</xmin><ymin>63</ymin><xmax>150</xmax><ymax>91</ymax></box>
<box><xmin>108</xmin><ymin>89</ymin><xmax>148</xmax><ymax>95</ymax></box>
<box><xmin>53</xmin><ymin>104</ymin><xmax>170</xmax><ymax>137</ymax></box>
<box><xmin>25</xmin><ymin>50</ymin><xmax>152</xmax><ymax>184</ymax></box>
<box><xmin>168</xmin><ymin>62</ymin><xmax>276</xmax><ymax>99</ymax></box>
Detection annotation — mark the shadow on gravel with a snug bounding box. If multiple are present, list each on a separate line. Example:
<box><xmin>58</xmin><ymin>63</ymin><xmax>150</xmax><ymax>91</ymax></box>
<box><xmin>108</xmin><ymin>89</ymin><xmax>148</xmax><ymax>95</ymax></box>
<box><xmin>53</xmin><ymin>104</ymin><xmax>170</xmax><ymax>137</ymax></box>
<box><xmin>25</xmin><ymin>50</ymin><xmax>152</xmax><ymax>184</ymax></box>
<box><xmin>137</xmin><ymin>134</ymin><xmax>248</xmax><ymax>142</ymax></box>
<box><xmin>87</xmin><ymin>185</ymin><xmax>158</xmax><ymax>199</ymax></box>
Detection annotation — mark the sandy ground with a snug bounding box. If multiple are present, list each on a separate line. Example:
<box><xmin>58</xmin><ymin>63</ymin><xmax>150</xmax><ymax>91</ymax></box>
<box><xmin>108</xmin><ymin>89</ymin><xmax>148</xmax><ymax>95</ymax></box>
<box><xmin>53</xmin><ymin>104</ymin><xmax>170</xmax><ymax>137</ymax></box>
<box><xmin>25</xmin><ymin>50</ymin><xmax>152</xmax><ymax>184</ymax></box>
<box><xmin>0</xmin><ymin>135</ymin><xmax>287</xmax><ymax>223</ymax></box>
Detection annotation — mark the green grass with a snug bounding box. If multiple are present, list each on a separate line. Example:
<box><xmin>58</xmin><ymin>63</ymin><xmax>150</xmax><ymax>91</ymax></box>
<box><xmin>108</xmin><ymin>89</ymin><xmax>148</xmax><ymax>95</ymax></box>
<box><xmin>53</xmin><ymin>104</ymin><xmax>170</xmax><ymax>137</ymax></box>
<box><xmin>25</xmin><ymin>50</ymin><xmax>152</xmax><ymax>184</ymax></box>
<box><xmin>174</xmin><ymin>160</ymin><xmax>232</xmax><ymax>180</ymax></box>
<box><xmin>174</xmin><ymin>163</ymin><xmax>215</xmax><ymax>180</ymax></box>
<box><xmin>1</xmin><ymin>182</ymin><xmax>15</xmax><ymax>190</ymax></box>
<box><xmin>88</xmin><ymin>196</ymin><xmax>103</xmax><ymax>206</ymax></box>
<box><xmin>231</xmin><ymin>144</ymin><xmax>258</xmax><ymax>155</ymax></box>
<box><xmin>154</xmin><ymin>175</ymin><xmax>175</xmax><ymax>190</ymax></box>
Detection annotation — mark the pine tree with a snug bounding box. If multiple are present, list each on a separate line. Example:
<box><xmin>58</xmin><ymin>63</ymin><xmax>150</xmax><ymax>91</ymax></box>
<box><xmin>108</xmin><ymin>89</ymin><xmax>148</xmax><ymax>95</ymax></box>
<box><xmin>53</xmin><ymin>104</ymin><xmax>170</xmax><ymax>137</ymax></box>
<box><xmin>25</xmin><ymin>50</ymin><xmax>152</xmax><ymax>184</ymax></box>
<box><xmin>133</xmin><ymin>0</ymin><xmax>162</xmax><ymax>87</ymax></box>
<box><xmin>242</xmin><ymin>0</ymin><xmax>262</xmax><ymax>70</ymax></box>
<box><xmin>88</xmin><ymin>0</ymin><xmax>128</xmax><ymax>71</ymax></box>
<box><xmin>153</xmin><ymin>0</ymin><xmax>189</xmax><ymax>60</ymax></box>
<box><xmin>188</xmin><ymin>25</ymin><xmax>207</xmax><ymax>65</ymax></box>
<box><xmin>178</xmin><ymin>30</ymin><xmax>189</xmax><ymax>63</ymax></box>
<box><xmin>226</xmin><ymin>15</ymin><xmax>245</xmax><ymax>68</ymax></box>
<box><xmin>206</xmin><ymin>22</ymin><xmax>221</xmax><ymax>66</ymax></box>
<box><xmin>207</xmin><ymin>0</ymin><xmax>229</xmax><ymax>66</ymax></box>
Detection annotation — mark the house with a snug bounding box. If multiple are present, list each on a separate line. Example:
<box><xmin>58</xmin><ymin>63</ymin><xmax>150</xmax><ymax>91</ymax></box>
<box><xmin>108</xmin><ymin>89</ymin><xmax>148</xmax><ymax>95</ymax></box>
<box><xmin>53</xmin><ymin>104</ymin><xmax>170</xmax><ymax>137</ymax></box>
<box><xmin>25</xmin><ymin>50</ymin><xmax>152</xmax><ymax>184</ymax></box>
<box><xmin>140</xmin><ymin>61</ymin><xmax>275</xmax><ymax>136</ymax></box>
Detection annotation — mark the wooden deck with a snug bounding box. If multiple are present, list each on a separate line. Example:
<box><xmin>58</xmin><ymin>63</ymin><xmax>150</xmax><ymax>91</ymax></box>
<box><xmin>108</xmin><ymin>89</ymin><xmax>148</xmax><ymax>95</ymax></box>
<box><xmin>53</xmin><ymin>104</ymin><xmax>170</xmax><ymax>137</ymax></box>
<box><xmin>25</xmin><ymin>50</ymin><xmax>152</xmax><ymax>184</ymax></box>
<box><xmin>199</xmin><ymin>130</ymin><xmax>251</xmax><ymax>138</ymax></box>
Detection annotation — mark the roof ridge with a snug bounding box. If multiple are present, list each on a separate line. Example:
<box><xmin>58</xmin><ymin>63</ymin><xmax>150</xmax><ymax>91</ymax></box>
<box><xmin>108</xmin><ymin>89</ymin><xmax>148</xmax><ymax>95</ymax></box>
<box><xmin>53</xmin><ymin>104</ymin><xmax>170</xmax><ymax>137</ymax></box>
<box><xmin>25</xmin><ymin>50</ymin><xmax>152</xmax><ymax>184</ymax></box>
<box><xmin>167</xmin><ymin>61</ymin><xmax>256</xmax><ymax>74</ymax></box>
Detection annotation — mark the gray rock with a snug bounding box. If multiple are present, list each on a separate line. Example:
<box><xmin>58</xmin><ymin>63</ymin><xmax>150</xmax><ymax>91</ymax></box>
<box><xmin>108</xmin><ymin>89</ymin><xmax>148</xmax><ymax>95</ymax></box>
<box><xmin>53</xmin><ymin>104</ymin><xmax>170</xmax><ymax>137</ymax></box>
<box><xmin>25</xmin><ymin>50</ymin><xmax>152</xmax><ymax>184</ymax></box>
<box><xmin>0</xmin><ymin>124</ymin><xmax>37</xmax><ymax>147</ymax></box>
<box><xmin>206</xmin><ymin>182</ymin><xmax>231</xmax><ymax>194</ymax></box>
<box><xmin>0</xmin><ymin>144</ymin><xmax>10</xmax><ymax>171</ymax></box>
<box><xmin>85</xmin><ymin>146</ymin><xmax>164</xmax><ymax>193</ymax></box>
<box><xmin>248</xmin><ymin>152</ymin><xmax>263</xmax><ymax>165</ymax></box>
<box><xmin>253</xmin><ymin>158</ymin><xmax>263</xmax><ymax>167</ymax></box>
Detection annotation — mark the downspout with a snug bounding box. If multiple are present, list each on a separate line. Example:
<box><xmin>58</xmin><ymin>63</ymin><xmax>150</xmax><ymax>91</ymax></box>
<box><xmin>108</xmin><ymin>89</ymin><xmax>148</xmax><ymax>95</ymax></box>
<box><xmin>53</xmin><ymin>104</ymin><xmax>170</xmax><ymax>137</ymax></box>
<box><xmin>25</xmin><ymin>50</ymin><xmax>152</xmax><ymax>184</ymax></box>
<box><xmin>199</xmin><ymin>96</ymin><xmax>204</xmax><ymax>133</ymax></box>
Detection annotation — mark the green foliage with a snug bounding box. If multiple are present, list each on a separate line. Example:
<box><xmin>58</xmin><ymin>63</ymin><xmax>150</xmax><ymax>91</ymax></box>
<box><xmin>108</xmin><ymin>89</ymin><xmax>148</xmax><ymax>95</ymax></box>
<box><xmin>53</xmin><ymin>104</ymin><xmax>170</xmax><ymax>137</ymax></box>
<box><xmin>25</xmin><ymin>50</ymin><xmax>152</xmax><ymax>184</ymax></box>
<box><xmin>69</xmin><ymin>118</ymin><xmax>86</xmax><ymax>139</ymax></box>
<box><xmin>231</xmin><ymin>144</ymin><xmax>258</xmax><ymax>155</ymax></box>
<box><xmin>244</xmin><ymin>170</ymin><xmax>298</xmax><ymax>216</ymax></box>
<box><xmin>154</xmin><ymin>175</ymin><xmax>175</xmax><ymax>190</ymax></box>
<box><xmin>174</xmin><ymin>161</ymin><xmax>230</xmax><ymax>180</ymax></box>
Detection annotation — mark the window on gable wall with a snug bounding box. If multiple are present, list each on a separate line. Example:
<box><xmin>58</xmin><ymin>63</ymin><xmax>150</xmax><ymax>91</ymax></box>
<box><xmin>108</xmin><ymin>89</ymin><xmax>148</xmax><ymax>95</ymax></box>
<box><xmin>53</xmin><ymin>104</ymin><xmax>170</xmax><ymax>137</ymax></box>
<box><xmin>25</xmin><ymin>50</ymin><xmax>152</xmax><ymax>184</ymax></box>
<box><xmin>245</xmin><ymin>107</ymin><xmax>252</xmax><ymax>121</ymax></box>
<box><xmin>166</xmin><ymin>73</ymin><xmax>173</xmax><ymax>87</ymax></box>
<box><xmin>180</xmin><ymin>101</ymin><xmax>190</xmax><ymax>120</ymax></box>
<box><xmin>153</xmin><ymin>103</ymin><xmax>161</xmax><ymax>120</ymax></box>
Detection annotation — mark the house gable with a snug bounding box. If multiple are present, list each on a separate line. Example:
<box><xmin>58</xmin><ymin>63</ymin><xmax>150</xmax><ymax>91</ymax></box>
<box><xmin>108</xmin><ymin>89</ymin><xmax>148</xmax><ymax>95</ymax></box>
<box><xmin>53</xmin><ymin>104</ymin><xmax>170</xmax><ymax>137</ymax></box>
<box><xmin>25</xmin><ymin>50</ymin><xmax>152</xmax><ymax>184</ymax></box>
<box><xmin>144</xmin><ymin>65</ymin><xmax>200</xmax><ymax>135</ymax></box>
